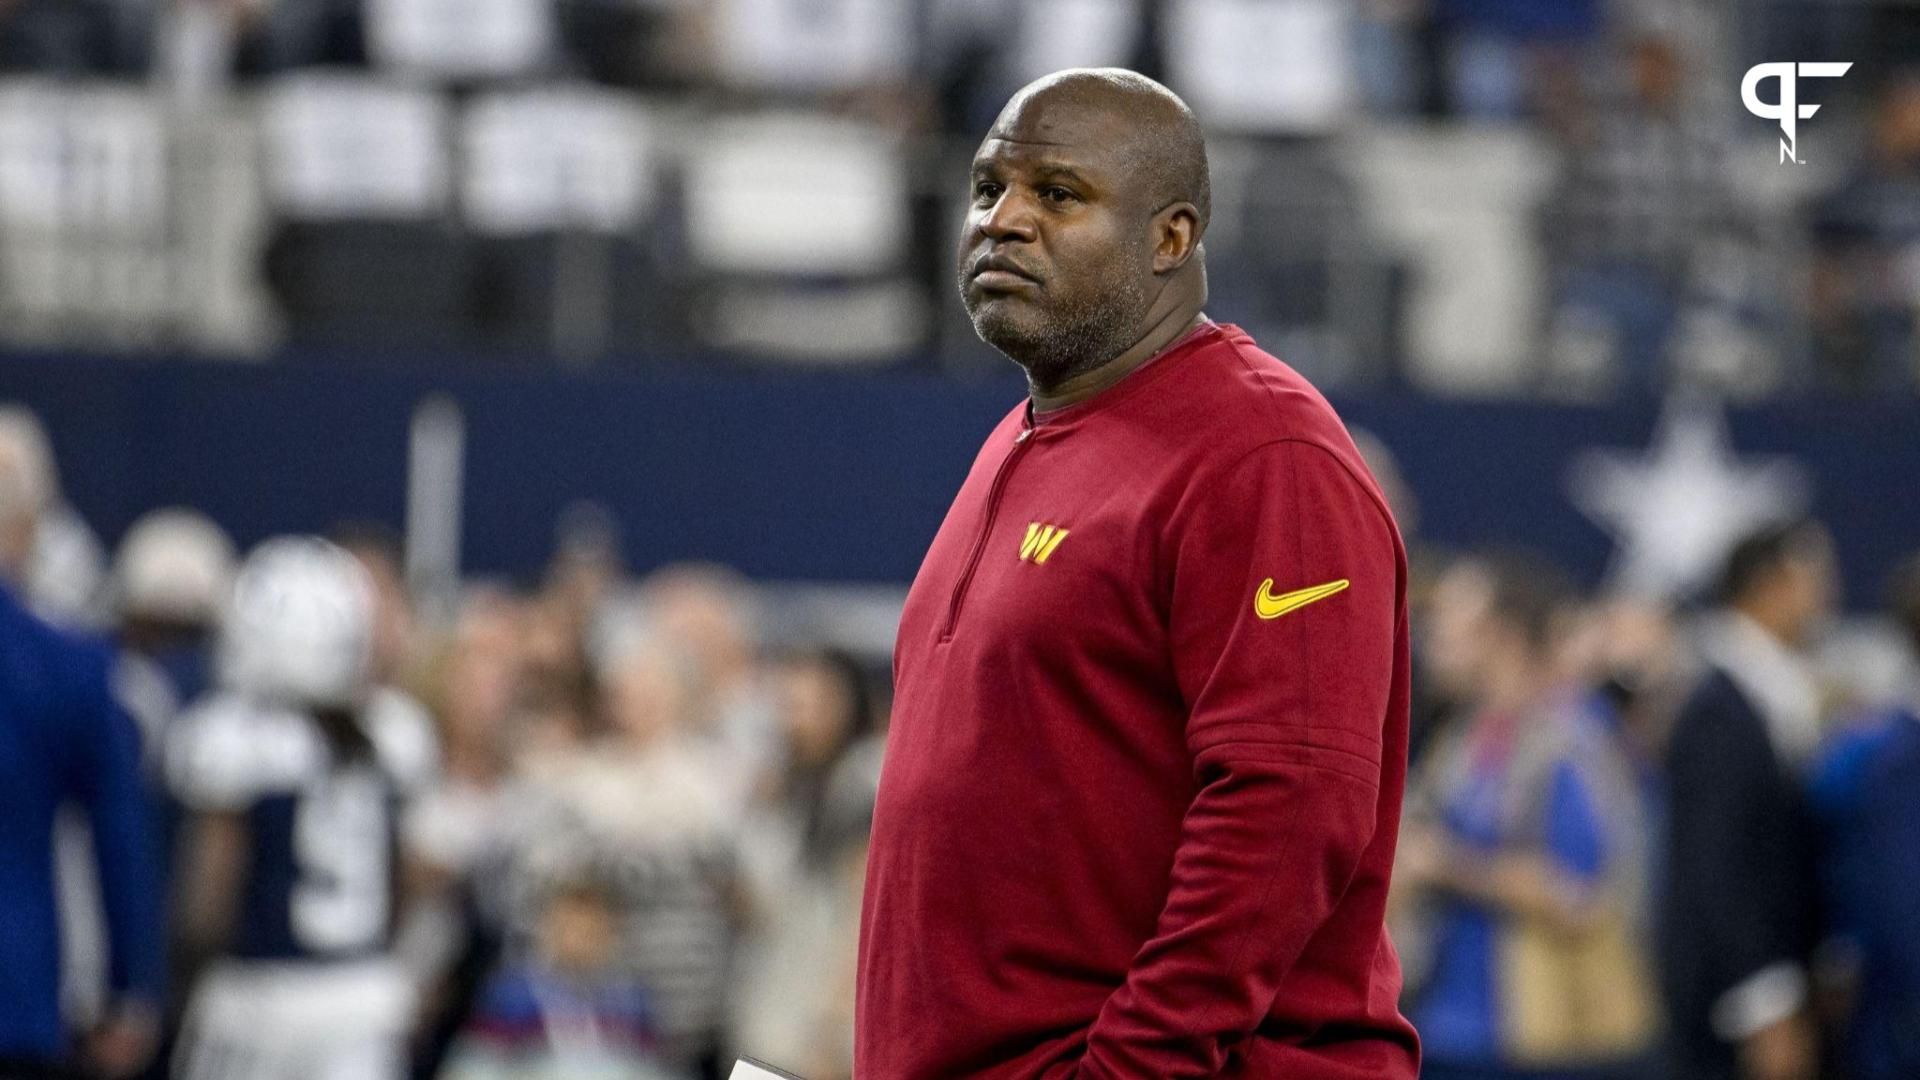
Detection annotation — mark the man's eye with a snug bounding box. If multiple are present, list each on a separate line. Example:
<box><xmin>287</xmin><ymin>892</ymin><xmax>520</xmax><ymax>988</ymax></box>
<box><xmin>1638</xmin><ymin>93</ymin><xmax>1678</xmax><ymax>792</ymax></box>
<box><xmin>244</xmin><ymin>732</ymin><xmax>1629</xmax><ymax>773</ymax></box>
<box><xmin>1041</xmin><ymin>186</ymin><xmax>1075</xmax><ymax>204</ymax></box>
<box><xmin>973</xmin><ymin>182</ymin><xmax>1003</xmax><ymax>204</ymax></box>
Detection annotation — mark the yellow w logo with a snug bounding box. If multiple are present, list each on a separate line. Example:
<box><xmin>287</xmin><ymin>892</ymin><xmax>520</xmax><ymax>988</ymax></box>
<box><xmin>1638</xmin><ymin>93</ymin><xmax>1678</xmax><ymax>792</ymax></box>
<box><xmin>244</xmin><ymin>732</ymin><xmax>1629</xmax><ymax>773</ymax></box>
<box><xmin>1019</xmin><ymin>522</ymin><xmax>1070</xmax><ymax>565</ymax></box>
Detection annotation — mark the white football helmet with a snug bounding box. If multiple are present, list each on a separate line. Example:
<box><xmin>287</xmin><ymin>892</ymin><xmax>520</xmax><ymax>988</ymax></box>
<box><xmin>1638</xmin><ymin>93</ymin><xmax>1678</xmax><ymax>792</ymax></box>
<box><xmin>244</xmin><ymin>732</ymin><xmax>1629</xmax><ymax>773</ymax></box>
<box><xmin>217</xmin><ymin>536</ymin><xmax>375</xmax><ymax>710</ymax></box>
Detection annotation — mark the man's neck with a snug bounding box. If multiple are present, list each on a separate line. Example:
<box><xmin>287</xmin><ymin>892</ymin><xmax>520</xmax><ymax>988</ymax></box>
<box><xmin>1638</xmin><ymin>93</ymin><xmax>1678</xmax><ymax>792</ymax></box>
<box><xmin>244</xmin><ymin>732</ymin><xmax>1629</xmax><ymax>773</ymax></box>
<box><xmin>1028</xmin><ymin>304</ymin><xmax>1208</xmax><ymax>414</ymax></box>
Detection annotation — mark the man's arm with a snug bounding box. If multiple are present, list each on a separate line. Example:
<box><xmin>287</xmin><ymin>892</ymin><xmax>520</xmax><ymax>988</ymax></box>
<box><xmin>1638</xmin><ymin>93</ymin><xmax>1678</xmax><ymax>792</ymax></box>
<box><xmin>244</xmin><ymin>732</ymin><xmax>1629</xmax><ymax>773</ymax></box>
<box><xmin>170</xmin><ymin>810</ymin><xmax>249</xmax><ymax>992</ymax></box>
<box><xmin>1077</xmin><ymin>439</ymin><xmax>1401</xmax><ymax>1079</ymax></box>
<box><xmin>163</xmin><ymin>701</ymin><xmax>258</xmax><ymax>1018</ymax></box>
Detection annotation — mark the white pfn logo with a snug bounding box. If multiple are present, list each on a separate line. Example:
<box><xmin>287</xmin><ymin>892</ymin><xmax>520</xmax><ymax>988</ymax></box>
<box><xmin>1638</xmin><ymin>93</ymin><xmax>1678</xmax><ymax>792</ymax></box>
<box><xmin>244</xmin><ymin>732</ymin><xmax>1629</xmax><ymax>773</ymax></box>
<box><xmin>1742</xmin><ymin>62</ymin><xmax>1853</xmax><ymax>163</ymax></box>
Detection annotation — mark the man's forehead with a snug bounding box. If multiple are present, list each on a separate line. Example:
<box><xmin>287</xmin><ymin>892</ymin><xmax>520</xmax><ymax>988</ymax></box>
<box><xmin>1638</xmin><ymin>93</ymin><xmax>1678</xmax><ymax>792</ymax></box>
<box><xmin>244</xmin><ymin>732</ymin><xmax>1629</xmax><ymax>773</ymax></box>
<box><xmin>988</xmin><ymin>87</ymin><xmax>1129</xmax><ymax>146</ymax></box>
<box><xmin>971</xmin><ymin>136</ymin><xmax>1107</xmax><ymax>175</ymax></box>
<box><xmin>974</xmin><ymin>102</ymin><xmax>1128</xmax><ymax>174</ymax></box>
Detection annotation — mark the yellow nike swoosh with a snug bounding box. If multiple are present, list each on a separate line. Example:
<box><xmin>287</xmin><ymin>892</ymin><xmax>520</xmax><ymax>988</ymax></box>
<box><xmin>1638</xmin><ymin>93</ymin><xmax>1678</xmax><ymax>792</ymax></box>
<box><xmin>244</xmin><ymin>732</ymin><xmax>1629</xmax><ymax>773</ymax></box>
<box><xmin>1254</xmin><ymin>578</ymin><xmax>1350</xmax><ymax>620</ymax></box>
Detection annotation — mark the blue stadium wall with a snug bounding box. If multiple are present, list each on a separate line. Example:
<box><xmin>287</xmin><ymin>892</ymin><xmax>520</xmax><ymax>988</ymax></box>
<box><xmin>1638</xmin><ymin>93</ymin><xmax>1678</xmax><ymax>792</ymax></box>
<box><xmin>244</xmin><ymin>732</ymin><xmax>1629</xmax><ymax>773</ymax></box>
<box><xmin>0</xmin><ymin>352</ymin><xmax>1912</xmax><ymax>609</ymax></box>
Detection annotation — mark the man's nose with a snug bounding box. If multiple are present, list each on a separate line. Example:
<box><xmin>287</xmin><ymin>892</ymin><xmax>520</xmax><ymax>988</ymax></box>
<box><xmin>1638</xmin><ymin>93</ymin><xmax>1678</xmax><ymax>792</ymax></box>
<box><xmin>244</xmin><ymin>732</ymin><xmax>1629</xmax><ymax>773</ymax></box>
<box><xmin>976</xmin><ymin>190</ymin><xmax>1037</xmax><ymax>244</ymax></box>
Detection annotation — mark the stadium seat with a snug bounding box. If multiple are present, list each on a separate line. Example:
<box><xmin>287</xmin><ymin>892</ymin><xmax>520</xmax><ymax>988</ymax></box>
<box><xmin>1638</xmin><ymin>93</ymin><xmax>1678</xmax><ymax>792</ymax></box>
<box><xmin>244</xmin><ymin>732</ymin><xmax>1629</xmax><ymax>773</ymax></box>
<box><xmin>1005</xmin><ymin>0</ymin><xmax>1142</xmax><ymax>86</ymax></box>
<box><xmin>1339</xmin><ymin>126</ymin><xmax>1557</xmax><ymax>393</ymax></box>
<box><xmin>1166</xmin><ymin>0</ymin><xmax>1356</xmax><ymax>135</ymax></box>
<box><xmin>680</xmin><ymin>112</ymin><xmax>925</xmax><ymax>363</ymax></box>
<box><xmin>713</xmin><ymin>0</ymin><xmax>910</xmax><ymax>92</ymax></box>
<box><xmin>0</xmin><ymin>79</ymin><xmax>170</xmax><ymax>345</ymax></box>
<box><xmin>364</xmin><ymin>0</ymin><xmax>556</xmax><ymax>82</ymax></box>
<box><xmin>1204</xmin><ymin>137</ymin><xmax>1402</xmax><ymax>387</ymax></box>
<box><xmin>461</xmin><ymin>84</ymin><xmax>672</xmax><ymax>359</ymax></box>
<box><xmin>258</xmin><ymin>73</ymin><xmax>473</xmax><ymax>350</ymax></box>
<box><xmin>463</xmin><ymin>85</ymin><xmax>657</xmax><ymax>238</ymax></box>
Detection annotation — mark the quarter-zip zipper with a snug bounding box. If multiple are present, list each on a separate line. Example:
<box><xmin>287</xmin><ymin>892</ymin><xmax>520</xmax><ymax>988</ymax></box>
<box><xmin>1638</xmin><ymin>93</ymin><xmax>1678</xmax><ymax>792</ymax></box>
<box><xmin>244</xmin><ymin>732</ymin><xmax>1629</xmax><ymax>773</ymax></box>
<box><xmin>940</xmin><ymin>425</ymin><xmax>1035</xmax><ymax>642</ymax></box>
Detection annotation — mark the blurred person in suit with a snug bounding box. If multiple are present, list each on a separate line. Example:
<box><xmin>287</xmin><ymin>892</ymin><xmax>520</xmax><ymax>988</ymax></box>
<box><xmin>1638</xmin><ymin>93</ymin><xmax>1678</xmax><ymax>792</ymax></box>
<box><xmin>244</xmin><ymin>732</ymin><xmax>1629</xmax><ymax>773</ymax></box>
<box><xmin>1395</xmin><ymin>553</ymin><xmax>1659</xmax><ymax>1080</ymax></box>
<box><xmin>1660</xmin><ymin>520</ymin><xmax>1839</xmax><ymax>1080</ymax></box>
<box><xmin>0</xmin><ymin>408</ymin><xmax>163</xmax><ymax>1080</ymax></box>
<box><xmin>1807</xmin><ymin>553</ymin><xmax>1920</xmax><ymax>1080</ymax></box>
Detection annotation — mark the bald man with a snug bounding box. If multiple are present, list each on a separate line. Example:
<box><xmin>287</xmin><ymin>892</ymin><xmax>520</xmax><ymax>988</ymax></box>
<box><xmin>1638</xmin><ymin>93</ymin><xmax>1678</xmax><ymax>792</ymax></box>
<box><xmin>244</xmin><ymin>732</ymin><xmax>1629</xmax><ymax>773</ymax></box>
<box><xmin>855</xmin><ymin>70</ymin><xmax>1420</xmax><ymax>1078</ymax></box>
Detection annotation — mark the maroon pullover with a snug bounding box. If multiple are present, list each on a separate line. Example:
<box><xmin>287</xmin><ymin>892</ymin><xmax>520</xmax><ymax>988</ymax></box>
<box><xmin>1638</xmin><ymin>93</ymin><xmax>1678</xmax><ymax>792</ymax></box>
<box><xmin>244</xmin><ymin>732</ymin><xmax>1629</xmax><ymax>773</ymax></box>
<box><xmin>857</xmin><ymin>322</ymin><xmax>1419</xmax><ymax>1078</ymax></box>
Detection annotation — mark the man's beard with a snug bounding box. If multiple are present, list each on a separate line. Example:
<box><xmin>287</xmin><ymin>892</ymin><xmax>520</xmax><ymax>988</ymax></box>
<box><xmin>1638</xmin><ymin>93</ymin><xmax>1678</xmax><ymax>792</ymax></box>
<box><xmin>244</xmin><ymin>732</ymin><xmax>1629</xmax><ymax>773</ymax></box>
<box><xmin>960</xmin><ymin>263</ymin><xmax>1150</xmax><ymax>389</ymax></box>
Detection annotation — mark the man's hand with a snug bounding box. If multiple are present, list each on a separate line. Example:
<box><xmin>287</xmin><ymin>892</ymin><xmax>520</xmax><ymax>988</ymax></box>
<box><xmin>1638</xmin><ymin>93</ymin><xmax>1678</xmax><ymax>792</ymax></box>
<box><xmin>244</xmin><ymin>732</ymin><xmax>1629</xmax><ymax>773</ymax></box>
<box><xmin>1739</xmin><ymin>1010</ymin><xmax>1817</xmax><ymax>1080</ymax></box>
<box><xmin>85</xmin><ymin>1001</ymin><xmax>160</xmax><ymax>1079</ymax></box>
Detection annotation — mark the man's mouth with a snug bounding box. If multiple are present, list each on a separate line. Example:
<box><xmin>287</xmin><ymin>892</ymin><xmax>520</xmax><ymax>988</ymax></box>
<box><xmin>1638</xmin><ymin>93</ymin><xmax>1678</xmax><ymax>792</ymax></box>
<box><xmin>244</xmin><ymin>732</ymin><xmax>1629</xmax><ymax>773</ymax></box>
<box><xmin>973</xmin><ymin>270</ymin><xmax>1036</xmax><ymax>291</ymax></box>
<box><xmin>971</xmin><ymin>253</ymin><xmax>1039</xmax><ymax>291</ymax></box>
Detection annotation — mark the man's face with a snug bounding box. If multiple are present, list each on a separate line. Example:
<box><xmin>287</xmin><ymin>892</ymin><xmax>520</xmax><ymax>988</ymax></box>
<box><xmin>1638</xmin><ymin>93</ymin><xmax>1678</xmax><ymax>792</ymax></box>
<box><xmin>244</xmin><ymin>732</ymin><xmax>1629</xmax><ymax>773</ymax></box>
<box><xmin>958</xmin><ymin>95</ymin><xmax>1154</xmax><ymax>385</ymax></box>
<box><xmin>1778</xmin><ymin>534</ymin><xmax>1840</xmax><ymax>645</ymax></box>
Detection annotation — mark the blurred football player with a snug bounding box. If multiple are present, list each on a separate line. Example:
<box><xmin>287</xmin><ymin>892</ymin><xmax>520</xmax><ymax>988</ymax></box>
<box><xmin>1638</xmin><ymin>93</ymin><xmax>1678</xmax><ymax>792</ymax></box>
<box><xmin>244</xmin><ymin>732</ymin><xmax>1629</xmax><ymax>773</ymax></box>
<box><xmin>167</xmin><ymin>537</ymin><xmax>436</xmax><ymax>1080</ymax></box>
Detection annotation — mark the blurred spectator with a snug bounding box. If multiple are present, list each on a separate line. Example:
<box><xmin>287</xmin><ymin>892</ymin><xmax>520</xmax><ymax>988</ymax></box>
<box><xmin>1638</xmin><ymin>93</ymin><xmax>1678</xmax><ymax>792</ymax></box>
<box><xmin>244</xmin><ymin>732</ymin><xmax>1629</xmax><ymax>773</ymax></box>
<box><xmin>1541</xmin><ymin>30</ymin><xmax>1733</xmax><ymax>394</ymax></box>
<box><xmin>0</xmin><ymin>408</ymin><xmax>108</xmax><ymax>629</ymax></box>
<box><xmin>505</xmin><ymin>628</ymin><xmax>746</xmax><ymax>1079</ymax></box>
<box><xmin>1660</xmin><ymin>520</ymin><xmax>1838</xmax><ymax>1080</ymax></box>
<box><xmin>101</xmin><ymin>508</ymin><xmax>234</xmax><ymax>1072</ymax></box>
<box><xmin>441</xmin><ymin>872</ymin><xmax>679</xmax><ymax>1080</ymax></box>
<box><xmin>1563</xmin><ymin>594</ymin><xmax>1696</xmax><ymax>771</ymax></box>
<box><xmin>640</xmin><ymin>562</ymin><xmax>778</xmax><ymax>811</ymax></box>
<box><xmin>102</xmin><ymin>503</ymin><xmax>233</xmax><ymax>1076</ymax></box>
<box><xmin>1808</xmin><ymin>553</ymin><xmax>1920</xmax><ymax>1080</ymax></box>
<box><xmin>405</xmin><ymin>589</ymin><xmax>530</xmax><ymax>1077</ymax></box>
<box><xmin>0</xmin><ymin>406</ymin><xmax>162</xmax><ymax>1080</ymax></box>
<box><xmin>731</xmin><ymin>647</ymin><xmax>879</xmax><ymax>1079</ymax></box>
<box><xmin>335</xmin><ymin>520</ymin><xmax>424</xmax><ymax>689</ymax></box>
<box><xmin>1396</xmin><ymin>553</ymin><xmax>1659</xmax><ymax>1079</ymax></box>
<box><xmin>110</xmin><ymin>508</ymin><xmax>236</xmax><ymax>741</ymax></box>
<box><xmin>1809</xmin><ymin>71</ymin><xmax>1920</xmax><ymax>393</ymax></box>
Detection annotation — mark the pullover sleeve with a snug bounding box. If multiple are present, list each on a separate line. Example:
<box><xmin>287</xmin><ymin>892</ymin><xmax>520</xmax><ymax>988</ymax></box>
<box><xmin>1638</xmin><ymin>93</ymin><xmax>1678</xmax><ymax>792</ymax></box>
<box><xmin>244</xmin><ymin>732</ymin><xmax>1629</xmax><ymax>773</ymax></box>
<box><xmin>1078</xmin><ymin>439</ymin><xmax>1401</xmax><ymax>1078</ymax></box>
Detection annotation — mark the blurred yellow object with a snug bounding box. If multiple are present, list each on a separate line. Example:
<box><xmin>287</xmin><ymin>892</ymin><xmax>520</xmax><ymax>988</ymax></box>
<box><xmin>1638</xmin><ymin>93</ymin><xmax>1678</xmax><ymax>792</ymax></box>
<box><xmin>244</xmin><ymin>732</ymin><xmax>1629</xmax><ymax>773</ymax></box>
<box><xmin>1500</xmin><ymin>908</ymin><xmax>1661</xmax><ymax>1067</ymax></box>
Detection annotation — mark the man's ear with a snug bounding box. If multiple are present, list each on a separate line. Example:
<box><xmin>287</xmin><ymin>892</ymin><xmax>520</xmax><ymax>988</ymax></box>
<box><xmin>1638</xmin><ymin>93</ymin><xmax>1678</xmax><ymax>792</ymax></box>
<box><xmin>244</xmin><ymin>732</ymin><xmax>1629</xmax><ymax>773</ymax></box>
<box><xmin>1150</xmin><ymin>203</ymin><xmax>1202</xmax><ymax>274</ymax></box>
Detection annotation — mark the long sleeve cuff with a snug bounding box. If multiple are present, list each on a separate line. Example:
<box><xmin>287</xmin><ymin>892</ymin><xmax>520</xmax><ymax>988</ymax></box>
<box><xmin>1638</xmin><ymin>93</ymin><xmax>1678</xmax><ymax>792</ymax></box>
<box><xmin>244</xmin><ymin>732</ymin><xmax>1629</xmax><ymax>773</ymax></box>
<box><xmin>1710</xmin><ymin>961</ymin><xmax>1807</xmax><ymax>1042</ymax></box>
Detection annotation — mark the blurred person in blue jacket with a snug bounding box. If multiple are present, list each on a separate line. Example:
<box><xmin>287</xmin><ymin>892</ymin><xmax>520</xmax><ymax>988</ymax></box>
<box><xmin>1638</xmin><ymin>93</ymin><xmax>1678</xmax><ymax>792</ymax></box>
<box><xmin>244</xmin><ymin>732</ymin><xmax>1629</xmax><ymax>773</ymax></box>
<box><xmin>1810</xmin><ymin>552</ymin><xmax>1920</xmax><ymax>1080</ymax></box>
<box><xmin>1395</xmin><ymin>552</ymin><xmax>1660</xmax><ymax>1080</ymax></box>
<box><xmin>0</xmin><ymin>410</ymin><xmax>163</xmax><ymax>1078</ymax></box>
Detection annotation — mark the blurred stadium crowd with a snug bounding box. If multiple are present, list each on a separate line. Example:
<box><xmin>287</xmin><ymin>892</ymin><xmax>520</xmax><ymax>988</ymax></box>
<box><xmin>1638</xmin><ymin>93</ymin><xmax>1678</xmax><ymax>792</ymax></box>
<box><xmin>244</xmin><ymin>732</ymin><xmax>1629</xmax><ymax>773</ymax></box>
<box><xmin>1</xmin><ymin>0</ymin><xmax>1919</xmax><ymax>394</ymax></box>
<box><xmin>3</xmin><ymin>405</ymin><xmax>884</xmax><ymax>1080</ymax></box>
<box><xmin>2</xmin><ymin>392</ymin><xmax>1919</xmax><ymax>1080</ymax></box>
